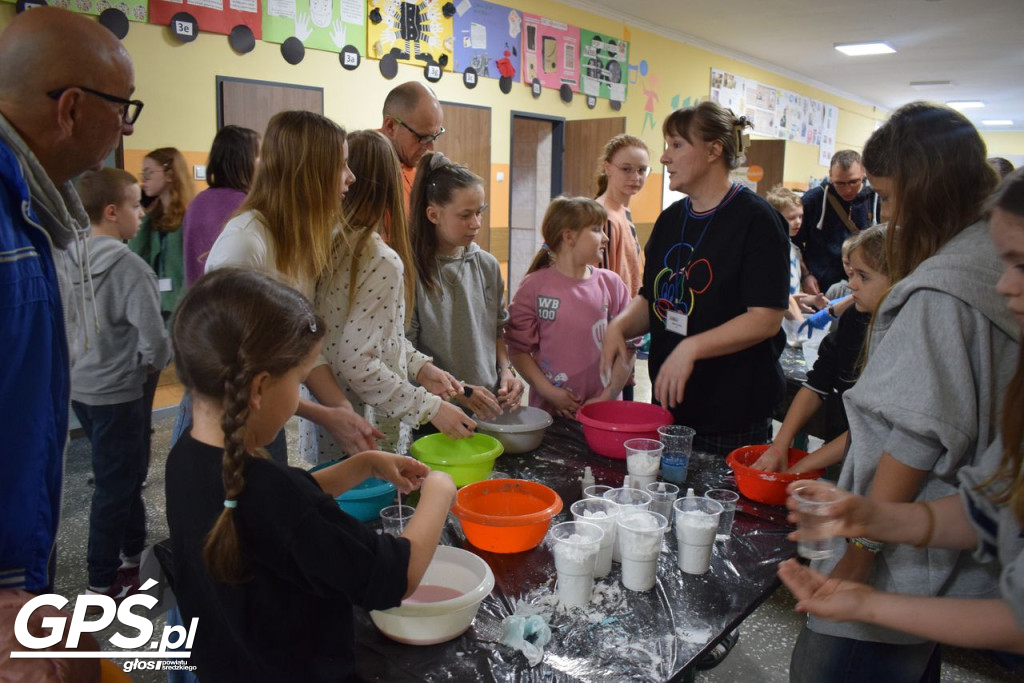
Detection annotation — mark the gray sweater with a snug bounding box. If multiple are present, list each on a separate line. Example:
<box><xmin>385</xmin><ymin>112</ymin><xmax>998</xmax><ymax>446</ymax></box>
<box><xmin>67</xmin><ymin>235</ymin><xmax>171</xmax><ymax>405</ymax></box>
<box><xmin>810</xmin><ymin>221</ymin><xmax>1020</xmax><ymax>644</ymax></box>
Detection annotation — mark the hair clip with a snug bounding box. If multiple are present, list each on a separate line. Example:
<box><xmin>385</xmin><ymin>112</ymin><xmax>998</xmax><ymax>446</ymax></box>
<box><xmin>541</xmin><ymin>243</ymin><xmax>549</xmax><ymax>251</ymax></box>
<box><xmin>224</xmin><ymin>499</ymin><xmax>238</xmax><ymax>509</ymax></box>
<box><xmin>308</xmin><ymin>317</ymin><xmax>318</xmax><ymax>334</ymax></box>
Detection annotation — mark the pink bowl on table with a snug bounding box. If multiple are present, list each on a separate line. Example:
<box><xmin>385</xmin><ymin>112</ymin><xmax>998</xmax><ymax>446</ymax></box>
<box><xmin>576</xmin><ymin>401</ymin><xmax>674</xmax><ymax>459</ymax></box>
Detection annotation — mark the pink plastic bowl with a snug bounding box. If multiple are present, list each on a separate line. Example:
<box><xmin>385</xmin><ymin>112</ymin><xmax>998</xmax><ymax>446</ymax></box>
<box><xmin>576</xmin><ymin>401</ymin><xmax>675</xmax><ymax>459</ymax></box>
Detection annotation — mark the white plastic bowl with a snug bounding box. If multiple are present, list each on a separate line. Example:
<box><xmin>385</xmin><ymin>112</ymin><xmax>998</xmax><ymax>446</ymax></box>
<box><xmin>475</xmin><ymin>406</ymin><xmax>554</xmax><ymax>454</ymax></box>
<box><xmin>369</xmin><ymin>546</ymin><xmax>495</xmax><ymax>645</ymax></box>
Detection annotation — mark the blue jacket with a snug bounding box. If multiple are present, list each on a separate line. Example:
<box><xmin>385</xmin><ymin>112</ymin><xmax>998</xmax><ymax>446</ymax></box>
<box><xmin>0</xmin><ymin>134</ymin><xmax>70</xmax><ymax>593</ymax></box>
<box><xmin>795</xmin><ymin>181</ymin><xmax>880</xmax><ymax>292</ymax></box>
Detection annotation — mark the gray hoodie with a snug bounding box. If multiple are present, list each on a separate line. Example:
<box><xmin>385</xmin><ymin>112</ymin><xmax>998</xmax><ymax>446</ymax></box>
<box><xmin>67</xmin><ymin>235</ymin><xmax>171</xmax><ymax>405</ymax></box>
<box><xmin>810</xmin><ymin>220</ymin><xmax>1020</xmax><ymax>644</ymax></box>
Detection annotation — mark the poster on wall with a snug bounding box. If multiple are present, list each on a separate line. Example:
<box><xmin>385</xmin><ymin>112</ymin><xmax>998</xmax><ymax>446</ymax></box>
<box><xmin>578</xmin><ymin>28</ymin><xmax>627</xmax><ymax>101</ymax></box>
<box><xmin>744</xmin><ymin>81</ymin><xmax>779</xmax><ymax>136</ymax></box>
<box><xmin>366</xmin><ymin>0</ymin><xmax>454</xmax><ymax>71</ymax></box>
<box><xmin>819</xmin><ymin>104</ymin><xmax>839</xmax><ymax>166</ymax></box>
<box><xmin>263</xmin><ymin>0</ymin><xmax>366</xmax><ymax>54</ymax></box>
<box><xmin>710</xmin><ymin>68</ymin><xmax>745</xmax><ymax>113</ymax></box>
<box><xmin>22</xmin><ymin>0</ymin><xmax>149</xmax><ymax>22</ymax></box>
<box><xmin>150</xmin><ymin>0</ymin><xmax>263</xmax><ymax>38</ymax></box>
<box><xmin>451</xmin><ymin>0</ymin><xmax>520</xmax><ymax>81</ymax></box>
<box><xmin>520</xmin><ymin>13</ymin><xmax>579</xmax><ymax>91</ymax></box>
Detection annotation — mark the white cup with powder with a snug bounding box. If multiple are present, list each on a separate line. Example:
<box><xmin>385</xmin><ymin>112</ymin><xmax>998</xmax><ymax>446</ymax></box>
<box><xmin>550</xmin><ymin>521</ymin><xmax>604</xmax><ymax>606</ymax></box>
<box><xmin>673</xmin><ymin>497</ymin><xmax>723</xmax><ymax>575</ymax></box>
<box><xmin>570</xmin><ymin>498</ymin><xmax>620</xmax><ymax>577</ymax></box>
<box><xmin>615</xmin><ymin>510</ymin><xmax>668</xmax><ymax>592</ymax></box>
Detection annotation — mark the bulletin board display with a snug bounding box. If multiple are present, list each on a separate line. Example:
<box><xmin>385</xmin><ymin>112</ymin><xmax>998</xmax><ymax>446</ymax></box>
<box><xmin>149</xmin><ymin>0</ymin><xmax>263</xmax><ymax>38</ymax></box>
<box><xmin>366</xmin><ymin>0</ymin><xmax>454</xmax><ymax>71</ymax></box>
<box><xmin>262</xmin><ymin>0</ymin><xmax>366</xmax><ymax>54</ymax></box>
<box><xmin>2</xmin><ymin>0</ymin><xmax>148</xmax><ymax>22</ymax></box>
<box><xmin>578</xmin><ymin>28</ymin><xmax>626</xmax><ymax>101</ymax></box>
<box><xmin>520</xmin><ymin>13</ymin><xmax>579</xmax><ymax>91</ymax></box>
<box><xmin>451</xmin><ymin>0</ymin><xmax>520</xmax><ymax>81</ymax></box>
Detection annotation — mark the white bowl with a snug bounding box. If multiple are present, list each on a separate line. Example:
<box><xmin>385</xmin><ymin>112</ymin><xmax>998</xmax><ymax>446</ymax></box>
<box><xmin>475</xmin><ymin>406</ymin><xmax>554</xmax><ymax>454</ymax></box>
<box><xmin>369</xmin><ymin>546</ymin><xmax>494</xmax><ymax>645</ymax></box>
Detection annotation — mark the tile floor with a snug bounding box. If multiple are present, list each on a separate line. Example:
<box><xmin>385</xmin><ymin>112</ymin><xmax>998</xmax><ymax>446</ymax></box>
<box><xmin>54</xmin><ymin>361</ymin><xmax>1017</xmax><ymax>681</ymax></box>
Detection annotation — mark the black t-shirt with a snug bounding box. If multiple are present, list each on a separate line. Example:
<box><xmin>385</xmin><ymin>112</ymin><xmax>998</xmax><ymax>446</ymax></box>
<box><xmin>804</xmin><ymin>307</ymin><xmax>870</xmax><ymax>439</ymax></box>
<box><xmin>165</xmin><ymin>434</ymin><xmax>411</xmax><ymax>682</ymax></box>
<box><xmin>640</xmin><ymin>185</ymin><xmax>790</xmax><ymax>434</ymax></box>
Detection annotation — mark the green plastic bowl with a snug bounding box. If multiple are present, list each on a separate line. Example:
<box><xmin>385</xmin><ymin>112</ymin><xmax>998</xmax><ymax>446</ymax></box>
<box><xmin>410</xmin><ymin>433</ymin><xmax>504</xmax><ymax>487</ymax></box>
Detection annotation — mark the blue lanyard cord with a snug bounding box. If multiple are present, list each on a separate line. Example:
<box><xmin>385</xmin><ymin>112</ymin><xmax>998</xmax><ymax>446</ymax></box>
<box><xmin>673</xmin><ymin>183</ymin><xmax>738</xmax><ymax>282</ymax></box>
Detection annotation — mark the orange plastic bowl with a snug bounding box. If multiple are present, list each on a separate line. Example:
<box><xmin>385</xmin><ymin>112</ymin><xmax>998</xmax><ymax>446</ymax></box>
<box><xmin>726</xmin><ymin>445</ymin><xmax>826</xmax><ymax>506</ymax></box>
<box><xmin>576</xmin><ymin>401</ymin><xmax>674</xmax><ymax>459</ymax></box>
<box><xmin>451</xmin><ymin>479</ymin><xmax>563</xmax><ymax>554</ymax></box>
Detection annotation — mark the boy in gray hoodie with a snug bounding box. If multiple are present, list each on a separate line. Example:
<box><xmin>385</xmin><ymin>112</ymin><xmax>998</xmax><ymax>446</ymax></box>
<box><xmin>68</xmin><ymin>168</ymin><xmax>171</xmax><ymax>603</ymax></box>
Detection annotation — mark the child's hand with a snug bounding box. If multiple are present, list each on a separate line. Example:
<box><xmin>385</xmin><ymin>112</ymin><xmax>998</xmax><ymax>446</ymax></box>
<box><xmin>456</xmin><ymin>384</ymin><xmax>502</xmax><ymax>421</ymax></box>
<box><xmin>368</xmin><ymin>453</ymin><xmax>431</xmax><ymax>494</ymax></box>
<box><xmin>784</xmin><ymin>480</ymin><xmax>868</xmax><ymax>541</ymax></box>
<box><xmin>430</xmin><ymin>401</ymin><xmax>477</xmax><ymax>439</ymax></box>
<box><xmin>544</xmin><ymin>386</ymin><xmax>582</xmax><ymax>420</ymax></box>
<box><xmin>777</xmin><ymin>559</ymin><xmax>875</xmax><ymax>622</ymax></box>
<box><xmin>321</xmin><ymin>404</ymin><xmax>385</xmax><ymax>452</ymax></box>
<box><xmin>795</xmin><ymin>292</ymin><xmax>828</xmax><ymax>313</ymax></box>
<box><xmin>750</xmin><ymin>442</ymin><xmax>788</xmax><ymax>471</ymax></box>
<box><xmin>417</xmin><ymin>363</ymin><xmax>462</xmax><ymax>400</ymax></box>
<box><xmin>496</xmin><ymin>371</ymin><xmax>524</xmax><ymax>411</ymax></box>
<box><xmin>420</xmin><ymin>469</ymin><xmax>457</xmax><ymax>507</ymax></box>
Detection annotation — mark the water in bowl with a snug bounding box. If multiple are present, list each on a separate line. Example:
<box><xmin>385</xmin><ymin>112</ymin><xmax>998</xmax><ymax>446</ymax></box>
<box><xmin>403</xmin><ymin>584</ymin><xmax>464</xmax><ymax>604</ymax></box>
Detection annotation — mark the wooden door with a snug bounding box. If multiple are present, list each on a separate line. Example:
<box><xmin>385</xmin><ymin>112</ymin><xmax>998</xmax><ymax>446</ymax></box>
<box><xmin>562</xmin><ymin>117</ymin><xmax>626</xmax><ymax>199</ymax></box>
<box><xmin>218</xmin><ymin>77</ymin><xmax>324</xmax><ymax>138</ymax></box>
<box><xmin>434</xmin><ymin>102</ymin><xmax>492</xmax><ymax>252</ymax></box>
<box><xmin>743</xmin><ymin>139</ymin><xmax>785</xmax><ymax>197</ymax></box>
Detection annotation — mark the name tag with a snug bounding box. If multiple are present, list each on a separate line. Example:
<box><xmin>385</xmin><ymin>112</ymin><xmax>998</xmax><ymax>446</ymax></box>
<box><xmin>158</xmin><ymin>278</ymin><xmax>173</xmax><ymax>293</ymax></box>
<box><xmin>665</xmin><ymin>310</ymin><xmax>688</xmax><ymax>336</ymax></box>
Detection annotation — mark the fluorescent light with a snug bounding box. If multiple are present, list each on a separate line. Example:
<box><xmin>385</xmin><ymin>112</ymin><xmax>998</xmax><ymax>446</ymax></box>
<box><xmin>981</xmin><ymin>120</ymin><xmax>1013</xmax><ymax>126</ymax></box>
<box><xmin>946</xmin><ymin>100</ymin><xmax>985</xmax><ymax>110</ymax></box>
<box><xmin>834</xmin><ymin>42</ymin><xmax>896</xmax><ymax>56</ymax></box>
<box><xmin>909</xmin><ymin>80</ymin><xmax>953</xmax><ymax>91</ymax></box>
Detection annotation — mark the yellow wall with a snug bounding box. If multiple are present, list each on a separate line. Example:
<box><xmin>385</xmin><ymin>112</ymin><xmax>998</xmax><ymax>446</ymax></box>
<box><xmin>0</xmin><ymin>0</ymin><xmax>889</xmax><ymax>226</ymax></box>
<box><xmin>982</xmin><ymin>131</ymin><xmax>1024</xmax><ymax>165</ymax></box>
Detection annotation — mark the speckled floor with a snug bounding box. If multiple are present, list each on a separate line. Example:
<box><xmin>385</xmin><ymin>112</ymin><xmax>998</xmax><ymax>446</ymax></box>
<box><xmin>54</xmin><ymin>367</ymin><xmax>1018</xmax><ymax>681</ymax></box>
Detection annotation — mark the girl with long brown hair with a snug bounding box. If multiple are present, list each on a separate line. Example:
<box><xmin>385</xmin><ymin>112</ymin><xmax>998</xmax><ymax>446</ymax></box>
<box><xmin>593</xmin><ymin>133</ymin><xmax>649</xmax><ymax>297</ymax></box>
<box><xmin>165</xmin><ymin>268</ymin><xmax>455</xmax><ymax>681</ymax></box>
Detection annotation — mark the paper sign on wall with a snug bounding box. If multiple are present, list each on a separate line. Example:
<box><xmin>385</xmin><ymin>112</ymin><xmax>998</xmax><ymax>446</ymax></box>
<box><xmin>520</xmin><ymin>13</ymin><xmax>579</xmax><ymax>91</ymax></box>
<box><xmin>150</xmin><ymin>0</ymin><xmax>262</xmax><ymax>37</ymax></box>
<box><xmin>452</xmin><ymin>0</ymin><xmax>520</xmax><ymax>80</ymax></box>
<box><xmin>367</xmin><ymin>0</ymin><xmax>454</xmax><ymax>71</ymax></box>
<box><xmin>262</xmin><ymin>0</ymin><xmax>367</xmax><ymax>54</ymax></box>
<box><xmin>579</xmin><ymin>28</ymin><xmax>627</xmax><ymax>101</ymax></box>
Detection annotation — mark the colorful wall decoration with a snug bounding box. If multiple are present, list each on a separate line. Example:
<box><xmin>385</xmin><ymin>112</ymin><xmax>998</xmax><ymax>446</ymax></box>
<box><xmin>520</xmin><ymin>13</ymin><xmax>578</xmax><ymax>91</ymax></box>
<box><xmin>149</xmin><ymin>0</ymin><xmax>263</xmax><ymax>38</ymax></box>
<box><xmin>262</xmin><ymin>0</ymin><xmax>366</xmax><ymax>54</ymax></box>
<box><xmin>39</xmin><ymin>0</ymin><xmax>149</xmax><ymax>22</ymax></box>
<box><xmin>366</xmin><ymin>0</ymin><xmax>454</xmax><ymax>71</ymax></box>
<box><xmin>579</xmin><ymin>28</ymin><xmax>626</xmax><ymax>101</ymax></box>
<box><xmin>451</xmin><ymin>0</ymin><xmax>519</xmax><ymax>81</ymax></box>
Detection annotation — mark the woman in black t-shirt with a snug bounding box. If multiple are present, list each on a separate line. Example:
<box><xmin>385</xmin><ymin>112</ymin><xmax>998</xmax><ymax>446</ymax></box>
<box><xmin>602</xmin><ymin>102</ymin><xmax>790</xmax><ymax>456</ymax></box>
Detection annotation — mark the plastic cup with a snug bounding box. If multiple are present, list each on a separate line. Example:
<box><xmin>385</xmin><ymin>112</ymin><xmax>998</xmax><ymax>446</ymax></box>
<box><xmin>489</xmin><ymin>471</ymin><xmax>510</xmax><ymax>480</ymax></box>
<box><xmin>673</xmin><ymin>497</ymin><xmax>723</xmax><ymax>574</ymax></box>
<box><xmin>705</xmin><ymin>489</ymin><xmax>740</xmax><ymax>542</ymax></box>
<box><xmin>624</xmin><ymin>438</ymin><xmax>663</xmax><ymax>490</ymax></box>
<box><xmin>380</xmin><ymin>504</ymin><xmax>414</xmax><ymax>536</ymax></box>
<box><xmin>602</xmin><ymin>487</ymin><xmax>652</xmax><ymax>562</ymax></box>
<box><xmin>549</xmin><ymin>521</ymin><xmax>604</xmax><ymax>606</ymax></box>
<box><xmin>646</xmin><ymin>482</ymin><xmax>680</xmax><ymax>527</ymax></box>
<box><xmin>792</xmin><ymin>485</ymin><xmax>842</xmax><ymax>560</ymax></box>
<box><xmin>583</xmin><ymin>484</ymin><xmax>613</xmax><ymax>500</ymax></box>
<box><xmin>570</xmin><ymin>498</ymin><xmax>620</xmax><ymax>578</ymax></box>
<box><xmin>657</xmin><ymin>425</ymin><xmax>695</xmax><ymax>485</ymax></box>
<box><xmin>616</xmin><ymin>510</ymin><xmax>668</xmax><ymax>591</ymax></box>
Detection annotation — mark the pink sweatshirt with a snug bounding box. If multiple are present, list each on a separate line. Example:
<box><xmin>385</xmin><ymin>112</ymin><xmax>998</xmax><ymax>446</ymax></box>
<box><xmin>506</xmin><ymin>266</ymin><xmax>632</xmax><ymax>412</ymax></box>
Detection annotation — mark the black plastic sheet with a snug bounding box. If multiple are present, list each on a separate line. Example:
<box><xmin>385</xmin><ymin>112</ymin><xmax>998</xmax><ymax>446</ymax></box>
<box><xmin>354</xmin><ymin>420</ymin><xmax>796</xmax><ymax>682</ymax></box>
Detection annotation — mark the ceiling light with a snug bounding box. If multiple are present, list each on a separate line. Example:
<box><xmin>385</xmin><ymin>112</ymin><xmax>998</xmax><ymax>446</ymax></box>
<box><xmin>834</xmin><ymin>42</ymin><xmax>896</xmax><ymax>56</ymax></box>
<box><xmin>981</xmin><ymin>120</ymin><xmax>1013</xmax><ymax>126</ymax></box>
<box><xmin>909</xmin><ymin>80</ymin><xmax>953</xmax><ymax>91</ymax></box>
<box><xmin>946</xmin><ymin>100</ymin><xmax>985</xmax><ymax>110</ymax></box>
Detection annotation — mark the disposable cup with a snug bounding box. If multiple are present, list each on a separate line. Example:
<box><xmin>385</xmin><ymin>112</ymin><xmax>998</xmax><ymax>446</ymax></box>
<box><xmin>602</xmin><ymin>487</ymin><xmax>652</xmax><ymax>562</ymax></box>
<box><xmin>792</xmin><ymin>485</ymin><xmax>842</xmax><ymax>560</ymax></box>
<box><xmin>646</xmin><ymin>482</ymin><xmax>680</xmax><ymax>528</ymax></box>
<box><xmin>625</xmin><ymin>438</ymin><xmax>663</xmax><ymax>490</ymax></box>
<box><xmin>616</xmin><ymin>510</ymin><xmax>668</xmax><ymax>591</ymax></box>
<box><xmin>705</xmin><ymin>489</ymin><xmax>740</xmax><ymax>542</ymax></box>
<box><xmin>583</xmin><ymin>484</ymin><xmax>613</xmax><ymax>500</ymax></box>
<box><xmin>549</xmin><ymin>521</ymin><xmax>604</xmax><ymax>606</ymax></box>
<box><xmin>657</xmin><ymin>425</ymin><xmax>695</xmax><ymax>485</ymax></box>
<box><xmin>380</xmin><ymin>504</ymin><xmax>414</xmax><ymax>536</ymax></box>
<box><xmin>673</xmin><ymin>497</ymin><xmax>723</xmax><ymax>574</ymax></box>
<box><xmin>570</xmin><ymin>498</ymin><xmax>620</xmax><ymax>577</ymax></box>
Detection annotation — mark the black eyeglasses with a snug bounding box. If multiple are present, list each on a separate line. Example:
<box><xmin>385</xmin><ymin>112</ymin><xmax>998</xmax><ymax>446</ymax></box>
<box><xmin>391</xmin><ymin>116</ymin><xmax>445</xmax><ymax>144</ymax></box>
<box><xmin>47</xmin><ymin>86</ymin><xmax>144</xmax><ymax>125</ymax></box>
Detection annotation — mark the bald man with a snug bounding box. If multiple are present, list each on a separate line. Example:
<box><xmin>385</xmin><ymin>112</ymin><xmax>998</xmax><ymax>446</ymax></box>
<box><xmin>0</xmin><ymin>7</ymin><xmax>137</xmax><ymax>595</ymax></box>
<box><xmin>380</xmin><ymin>81</ymin><xmax>445</xmax><ymax>201</ymax></box>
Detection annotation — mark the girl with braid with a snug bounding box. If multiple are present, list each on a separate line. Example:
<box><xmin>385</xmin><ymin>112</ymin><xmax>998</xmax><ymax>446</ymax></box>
<box><xmin>165</xmin><ymin>268</ymin><xmax>455</xmax><ymax>682</ymax></box>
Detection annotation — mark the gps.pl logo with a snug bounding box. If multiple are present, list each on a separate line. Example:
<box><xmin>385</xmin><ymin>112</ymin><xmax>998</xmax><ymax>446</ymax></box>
<box><xmin>10</xmin><ymin>579</ymin><xmax>197</xmax><ymax>673</ymax></box>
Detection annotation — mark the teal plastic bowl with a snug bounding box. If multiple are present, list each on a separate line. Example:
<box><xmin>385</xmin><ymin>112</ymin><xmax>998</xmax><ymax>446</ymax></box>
<box><xmin>309</xmin><ymin>463</ymin><xmax>396</xmax><ymax>522</ymax></box>
<box><xmin>410</xmin><ymin>433</ymin><xmax>504</xmax><ymax>487</ymax></box>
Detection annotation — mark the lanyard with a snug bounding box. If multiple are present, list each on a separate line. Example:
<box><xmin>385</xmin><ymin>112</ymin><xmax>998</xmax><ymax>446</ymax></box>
<box><xmin>673</xmin><ymin>183</ymin><xmax>737</xmax><ymax>292</ymax></box>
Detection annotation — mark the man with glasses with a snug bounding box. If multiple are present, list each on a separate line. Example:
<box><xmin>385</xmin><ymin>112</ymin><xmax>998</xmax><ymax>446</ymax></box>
<box><xmin>795</xmin><ymin>149</ymin><xmax>880</xmax><ymax>294</ymax></box>
<box><xmin>0</xmin><ymin>7</ymin><xmax>138</xmax><ymax>598</ymax></box>
<box><xmin>380</xmin><ymin>81</ymin><xmax>445</xmax><ymax>205</ymax></box>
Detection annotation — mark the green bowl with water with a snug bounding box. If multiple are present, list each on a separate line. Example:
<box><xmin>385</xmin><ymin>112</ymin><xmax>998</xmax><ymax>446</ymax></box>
<box><xmin>410</xmin><ymin>433</ymin><xmax>504</xmax><ymax>487</ymax></box>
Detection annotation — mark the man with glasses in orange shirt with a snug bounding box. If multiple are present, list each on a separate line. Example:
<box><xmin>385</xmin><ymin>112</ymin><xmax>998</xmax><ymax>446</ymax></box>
<box><xmin>380</xmin><ymin>81</ymin><xmax>445</xmax><ymax>207</ymax></box>
<box><xmin>796</xmin><ymin>150</ymin><xmax>880</xmax><ymax>294</ymax></box>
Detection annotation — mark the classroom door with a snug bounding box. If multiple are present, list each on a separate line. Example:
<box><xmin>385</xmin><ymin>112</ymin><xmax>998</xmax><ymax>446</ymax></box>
<box><xmin>562</xmin><ymin>117</ymin><xmax>626</xmax><ymax>199</ymax></box>
<box><xmin>434</xmin><ymin>102</ymin><xmax>492</xmax><ymax>252</ymax></box>
<box><xmin>218</xmin><ymin>77</ymin><xmax>324</xmax><ymax>138</ymax></box>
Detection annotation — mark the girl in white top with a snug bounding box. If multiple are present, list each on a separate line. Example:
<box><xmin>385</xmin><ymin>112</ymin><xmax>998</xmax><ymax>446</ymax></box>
<box><xmin>206</xmin><ymin>111</ymin><xmax>382</xmax><ymax>456</ymax></box>
<box><xmin>303</xmin><ymin>130</ymin><xmax>472</xmax><ymax>460</ymax></box>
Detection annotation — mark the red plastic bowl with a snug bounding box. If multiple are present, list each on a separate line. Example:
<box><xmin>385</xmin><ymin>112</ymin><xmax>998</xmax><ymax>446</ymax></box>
<box><xmin>576</xmin><ymin>401</ymin><xmax>674</xmax><ymax>459</ymax></box>
<box><xmin>726</xmin><ymin>445</ymin><xmax>826</xmax><ymax>506</ymax></box>
<box><xmin>451</xmin><ymin>479</ymin><xmax>563</xmax><ymax>554</ymax></box>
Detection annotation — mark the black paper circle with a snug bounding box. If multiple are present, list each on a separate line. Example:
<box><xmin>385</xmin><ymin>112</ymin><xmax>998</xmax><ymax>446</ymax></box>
<box><xmin>339</xmin><ymin>45</ymin><xmax>360</xmax><ymax>70</ymax></box>
<box><xmin>98</xmin><ymin>9</ymin><xmax>129</xmax><ymax>39</ymax></box>
<box><xmin>169</xmin><ymin>12</ymin><xmax>198</xmax><ymax>43</ymax></box>
<box><xmin>442</xmin><ymin>2</ymin><xmax>456</xmax><ymax>18</ymax></box>
<box><xmin>531</xmin><ymin>78</ymin><xmax>542</xmax><ymax>99</ymax></box>
<box><xmin>462</xmin><ymin>68</ymin><xmax>478</xmax><ymax>89</ymax></box>
<box><xmin>368</xmin><ymin>8</ymin><xmax>382</xmax><ymax>24</ymax></box>
<box><xmin>228</xmin><ymin>25</ymin><xmax>255</xmax><ymax>54</ymax></box>
<box><xmin>438</xmin><ymin>54</ymin><xmax>449</xmax><ymax>68</ymax></box>
<box><xmin>610</xmin><ymin>99</ymin><xmax>622</xmax><ymax>111</ymax></box>
<box><xmin>559</xmin><ymin>84</ymin><xmax>573</xmax><ymax>103</ymax></box>
<box><xmin>281</xmin><ymin>37</ymin><xmax>305</xmax><ymax>65</ymax></box>
<box><xmin>379</xmin><ymin>53</ymin><xmax>399</xmax><ymax>80</ymax></box>
<box><xmin>499</xmin><ymin>75</ymin><xmax>513</xmax><ymax>94</ymax></box>
<box><xmin>424</xmin><ymin>63</ymin><xmax>442</xmax><ymax>83</ymax></box>
<box><xmin>586</xmin><ymin>95</ymin><xmax>597</xmax><ymax>110</ymax></box>
<box><xmin>15</xmin><ymin>0</ymin><xmax>47</xmax><ymax>13</ymax></box>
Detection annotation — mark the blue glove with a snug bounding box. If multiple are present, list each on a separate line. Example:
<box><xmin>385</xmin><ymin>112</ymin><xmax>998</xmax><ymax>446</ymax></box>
<box><xmin>798</xmin><ymin>308</ymin><xmax>834</xmax><ymax>337</ymax></box>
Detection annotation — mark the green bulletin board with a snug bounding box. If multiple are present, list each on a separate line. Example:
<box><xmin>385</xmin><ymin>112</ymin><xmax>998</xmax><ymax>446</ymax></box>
<box><xmin>262</xmin><ymin>0</ymin><xmax>366</xmax><ymax>55</ymax></box>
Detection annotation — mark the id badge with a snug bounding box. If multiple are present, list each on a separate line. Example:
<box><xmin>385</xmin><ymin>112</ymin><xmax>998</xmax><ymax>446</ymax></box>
<box><xmin>665</xmin><ymin>309</ymin><xmax>688</xmax><ymax>336</ymax></box>
<box><xmin>158</xmin><ymin>278</ymin><xmax>173</xmax><ymax>293</ymax></box>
